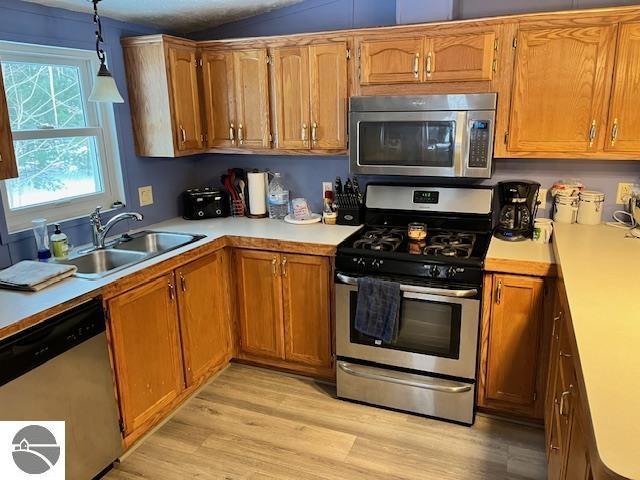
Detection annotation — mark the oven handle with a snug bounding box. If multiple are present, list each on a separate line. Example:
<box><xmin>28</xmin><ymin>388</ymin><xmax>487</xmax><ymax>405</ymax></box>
<box><xmin>338</xmin><ymin>361</ymin><xmax>472</xmax><ymax>394</ymax></box>
<box><xmin>336</xmin><ymin>273</ymin><xmax>478</xmax><ymax>298</ymax></box>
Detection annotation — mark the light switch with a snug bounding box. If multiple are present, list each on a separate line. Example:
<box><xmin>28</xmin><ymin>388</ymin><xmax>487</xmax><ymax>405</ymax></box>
<box><xmin>138</xmin><ymin>185</ymin><xmax>154</xmax><ymax>207</ymax></box>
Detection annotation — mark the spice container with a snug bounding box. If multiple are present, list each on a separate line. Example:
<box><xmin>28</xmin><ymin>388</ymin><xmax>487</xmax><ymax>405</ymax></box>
<box><xmin>408</xmin><ymin>222</ymin><xmax>427</xmax><ymax>241</ymax></box>
<box><xmin>577</xmin><ymin>191</ymin><xmax>605</xmax><ymax>225</ymax></box>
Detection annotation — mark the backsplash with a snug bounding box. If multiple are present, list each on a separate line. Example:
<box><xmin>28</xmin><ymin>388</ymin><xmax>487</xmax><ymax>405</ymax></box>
<box><xmin>195</xmin><ymin>154</ymin><xmax>640</xmax><ymax>221</ymax></box>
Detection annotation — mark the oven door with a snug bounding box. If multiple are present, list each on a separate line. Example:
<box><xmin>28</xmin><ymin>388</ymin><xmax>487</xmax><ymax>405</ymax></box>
<box><xmin>349</xmin><ymin>111</ymin><xmax>466</xmax><ymax>177</ymax></box>
<box><xmin>335</xmin><ymin>275</ymin><xmax>480</xmax><ymax>380</ymax></box>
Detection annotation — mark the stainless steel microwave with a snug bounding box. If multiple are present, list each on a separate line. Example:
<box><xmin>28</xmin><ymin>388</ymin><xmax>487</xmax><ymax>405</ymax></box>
<box><xmin>349</xmin><ymin>94</ymin><xmax>496</xmax><ymax>178</ymax></box>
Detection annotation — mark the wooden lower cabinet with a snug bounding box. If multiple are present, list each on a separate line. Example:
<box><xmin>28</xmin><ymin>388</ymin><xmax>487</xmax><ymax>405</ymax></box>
<box><xmin>107</xmin><ymin>274</ymin><xmax>184</xmax><ymax>437</ymax></box>
<box><xmin>544</xmin><ymin>283</ymin><xmax>594</xmax><ymax>480</ymax></box>
<box><xmin>234</xmin><ymin>249</ymin><xmax>333</xmax><ymax>378</ymax></box>
<box><xmin>176</xmin><ymin>250</ymin><xmax>233</xmax><ymax>387</ymax></box>
<box><xmin>478</xmin><ymin>273</ymin><xmax>549</xmax><ymax>419</ymax></box>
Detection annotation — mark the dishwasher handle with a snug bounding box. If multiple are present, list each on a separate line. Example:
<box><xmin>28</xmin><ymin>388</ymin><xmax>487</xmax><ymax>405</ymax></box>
<box><xmin>336</xmin><ymin>273</ymin><xmax>478</xmax><ymax>298</ymax></box>
<box><xmin>0</xmin><ymin>299</ymin><xmax>104</xmax><ymax>387</ymax></box>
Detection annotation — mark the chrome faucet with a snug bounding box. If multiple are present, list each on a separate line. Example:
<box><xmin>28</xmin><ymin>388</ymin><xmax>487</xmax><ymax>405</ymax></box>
<box><xmin>90</xmin><ymin>206</ymin><xmax>143</xmax><ymax>249</ymax></box>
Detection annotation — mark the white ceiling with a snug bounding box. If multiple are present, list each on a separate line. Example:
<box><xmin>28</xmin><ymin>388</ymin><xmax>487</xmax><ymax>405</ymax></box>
<box><xmin>22</xmin><ymin>0</ymin><xmax>304</xmax><ymax>33</ymax></box>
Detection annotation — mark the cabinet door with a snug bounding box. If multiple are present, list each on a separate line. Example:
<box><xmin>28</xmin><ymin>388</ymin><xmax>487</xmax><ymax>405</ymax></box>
<box><xmin>484</xmin><ymin>274</ymin><xmax>545</xmax><ymax>413</ymax></box>
<box><xmin>564</xmin><ymin>404</ymin><xmax>593</xmax><ymax>480</ymax></box>
<box><xmin>359</xmin><ymin>38</ymin><xmax>423</xmax><ymax>84</ymax></box>
<box><xmin>282</xmin><ymin>254</ymin><xmax>332</xmax><ymax>370</ymax></box>
<box><xmin>0</xmin><ymin>64</ymin><xmax>17</xmax><ymax>180</ymax></box>
<box><xmin>605</xmin><ymin>23</ymin><xmax>640</xmax><ymax>152</ymax></box>
<box><xmin>167</xmin><ymin>45</ymin><xmax>203</xmax><ymax>151</ymax></box>
<box><xmin>508</xmin><ymin>25</ymin><xmax>616</xmax><ymax>153</ymax></box>
<box><xmin>545</xmin><ymin>295</ymin><xmax>564</xmax><ymax>447</ymax></box>
<box><xmin>235</xmin><ymin>249</ymin><xmax>284</xmax><ymax>359</ymax></box>
<box><xmin>233</xmin><ymin>49</ymin><xmax>271</xmax><ymax>149</ymax></box>
<box><xmin>176</xmin><ymin>251</ymin><xmax>232</xmax><ymax>387</ymax></box>
<box><xmin>272</xmin><ymin>46</ymin><xmax>310</xmax><ymax>150</ymax></box>
<box><xmin>425</xmin><ymin>32</ymin><xmax>495</xmax><ymax>82</ymax></box>
<box><xmin>107</xmin><ymin>274</ymin><xmax>184</xmax><ymax>436</ymax></box>
<box><xmin>201</xmin><ymin>50</ymin><xmax>236</xmax><ymax>149</ymax></box>
<box><xmin>309</xmin><ymin>42</ymin><xmax>348</xmax><ymax>150</ymax></box>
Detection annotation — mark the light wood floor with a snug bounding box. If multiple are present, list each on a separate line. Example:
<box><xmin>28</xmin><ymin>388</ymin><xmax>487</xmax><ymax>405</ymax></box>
<box><xmin>106</xmin><ymin>363</ymin><xmax>547</xmax><ymax>480</ymax></box>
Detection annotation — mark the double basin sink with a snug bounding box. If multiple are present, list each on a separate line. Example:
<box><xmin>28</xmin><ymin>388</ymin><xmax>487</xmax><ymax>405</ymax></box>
<box><xmin>58</xmin><ymin>231</ymin><xmax>206</xmax><ymax>280</ymax></box>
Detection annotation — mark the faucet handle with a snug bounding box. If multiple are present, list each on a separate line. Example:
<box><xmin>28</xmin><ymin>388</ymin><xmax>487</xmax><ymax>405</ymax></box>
<box><xmin>90</xmin><ymin>206</ymin><xmax>103</xmax><ymax>223</ymax></box>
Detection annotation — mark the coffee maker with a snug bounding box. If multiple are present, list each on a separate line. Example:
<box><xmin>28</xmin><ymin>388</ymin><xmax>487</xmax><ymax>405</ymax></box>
<box><xmin>494</xmin><ymin>180</ymin><xmax>540</xmax><ymax>241</ymax></box>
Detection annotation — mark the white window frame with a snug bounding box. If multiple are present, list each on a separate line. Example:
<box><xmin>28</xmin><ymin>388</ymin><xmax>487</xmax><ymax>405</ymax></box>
<box><xmin>0</xmin><ymin>41</ymin><xmax>125</xmax><ymax>233</ymax></box>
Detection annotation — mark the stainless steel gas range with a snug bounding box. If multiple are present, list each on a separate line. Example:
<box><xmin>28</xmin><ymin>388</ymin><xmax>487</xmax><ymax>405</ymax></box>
<box><xmin>335</xmin><ymin>184</ymin><xmax>494</xmax><ymax>425</ymax></box>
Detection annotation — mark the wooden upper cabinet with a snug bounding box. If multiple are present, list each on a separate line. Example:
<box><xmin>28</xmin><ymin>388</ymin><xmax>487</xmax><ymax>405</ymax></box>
<box><xmin>232</xmin><ymin>49</ymin><xmax>271</xmax><ymax>149</ymax></box>
<box><xmin>482</xmin><ymin>274</ymin><xmax>545</xmax><ymax>416</ymax></box>
<box><xmin>606</xmin><ymin>22</ymin><xmax>640</xmax><ymax>153</ymax></box>
<box><xmin>272</xmin><ymin>46</ymin><xmax>311</xmax><ymax>150</ymax></box>
<box><xmin>426</xmin><ymin>32</ymin><xmax>495</xmax><ymax>82</ymax></box>
<box><xmin>282</xmin><ymin>254</ymin><xmax>332</xmax><ymax>371</ymax></box>
<box><xmin>360</xmin><ymin>37</ymin><xmax>424</xmax><ymax>84</ymax></box>
<box><xmin>309</xmin><ymin>42</ymin><xmax>348</xmax><ymax>150</ymax></box>
<box><xmin>107</xmin><ymin>274</ymin><xmax>184</xmax><ymax>436</ymax></box>
<box><xmin>0</xmin><ymin>63</ymin><xmax>17</xmax><ymax>180</ymax></box>
<box><xmin>176</xmin><ymin>251</ymin><xmax>232</xmax><ymax>387</ymax></box>
<box><xmin>201</xmin><ymin>50</ymin><xmax>236</xmax><ymax>148</ymax></box>
<box><xmin>235</xmin><ymin>249</ymin><xmax>284</xmax><ymax>359</ymax></box>
<box><xmin>167</xmin><ymin>44</ymin><xmax>203</xmax><ymax>151</ymax></box>
<box><xmin>507</xmin><ymin>24</ymin><xmax>617</xmax><ymax>153</ymax></box>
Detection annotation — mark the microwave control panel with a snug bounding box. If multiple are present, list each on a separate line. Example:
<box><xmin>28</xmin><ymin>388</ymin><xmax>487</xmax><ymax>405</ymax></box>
<box><xmin>468</xmin><ymin>120</ymin><xmax>491</xmax><ymax>168</ymax></box>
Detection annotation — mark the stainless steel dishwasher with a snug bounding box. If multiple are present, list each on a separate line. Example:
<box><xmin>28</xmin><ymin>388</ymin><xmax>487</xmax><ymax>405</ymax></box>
<box><xmin>0</xmin><ymin>299</ymin><xmax>123</xmax><ymax>479</ymax></box>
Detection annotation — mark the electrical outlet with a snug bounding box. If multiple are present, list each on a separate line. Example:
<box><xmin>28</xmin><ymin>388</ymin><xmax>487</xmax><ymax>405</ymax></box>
<box><xmin>322</xmin><ymin>182</ymin><xmax>333</xmax><ymax>194</ymax></box>
<box><xmin>138</xmin><ymin>185</ymin><xmax>154</xmax><ymax>207</ymax></box>
<box><xmin>616</xmin><ymin>182</ymin><xmax>634</xmax><ymax>204</ymax></box>
<box><xmin>537</xmin><ymin>188</ymin><xmax>548</xmax><ymax>210</ymax></box>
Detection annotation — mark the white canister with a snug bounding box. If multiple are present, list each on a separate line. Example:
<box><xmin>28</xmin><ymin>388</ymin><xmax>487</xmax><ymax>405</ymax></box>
<box><xmin>577</xmin><ymin>191</ymin><xmax>605</xmax><ymax>225</ymax></box>
<box><xmin>553</xmin><ymin>194</ymin><xmax>579</xmax><ymax>224</ymax></box>
<box><xmin>533</xmin><ymin>218</ymin><xmax>553</xmax><ymax>244</ymax></box>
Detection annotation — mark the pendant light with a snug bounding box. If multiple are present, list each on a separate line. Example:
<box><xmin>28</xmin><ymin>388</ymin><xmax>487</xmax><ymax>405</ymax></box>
<box><xmin>88</xmin><ymin>0</ymin><xmax>124</xmax><ymax>103</ymax></box>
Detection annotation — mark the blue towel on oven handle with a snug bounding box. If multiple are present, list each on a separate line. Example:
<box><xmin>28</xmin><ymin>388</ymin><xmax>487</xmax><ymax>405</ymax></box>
<box><xmin>354</xmin><ymin>277</ymin><xmax>401</xmax><ymax>343</ymax></box>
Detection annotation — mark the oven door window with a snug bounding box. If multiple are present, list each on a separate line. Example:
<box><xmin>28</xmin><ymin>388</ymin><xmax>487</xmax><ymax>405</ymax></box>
<box><xmin>349</xmin><ymin>292</ymin><xmax>462</xmax><ymax>359</ymax></box>
<box><xmin>358</xmin><ymin>121</ymin><xmax>455</xmax><ymax>168</ymax></box>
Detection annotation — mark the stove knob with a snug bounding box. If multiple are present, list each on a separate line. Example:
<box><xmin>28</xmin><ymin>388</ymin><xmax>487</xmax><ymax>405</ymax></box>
<box><xmin>447</xmin><ymin>267</ymin><xmax>457</xmax><ymax>278</ymax></box>
<box><xmin>429</xmin><ymin>265</ymin><xmax>440</xmax><ymax>278</ymax></box>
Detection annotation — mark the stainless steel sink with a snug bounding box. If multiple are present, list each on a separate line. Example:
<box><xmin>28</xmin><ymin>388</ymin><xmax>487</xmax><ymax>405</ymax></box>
<box><xmin>58</xmin><ymin>230</ymin><xmax>206</xmax><ymax>279</ymax></box>
<box><xmin>113</xmin><ymin>231</ymin><xmax>203</xmax><ymax>254</ymax></box>
<box><xmin>61</xmin><ymin>249</ymin><xmax>148</xmax><ymax>279</ymax></box>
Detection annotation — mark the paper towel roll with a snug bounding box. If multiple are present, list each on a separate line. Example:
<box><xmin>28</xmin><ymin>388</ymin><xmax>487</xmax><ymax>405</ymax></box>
<box><xmin>247</xmin><ymin>171</ymin><xmax>268</xmax><ymax>216</ymax></box>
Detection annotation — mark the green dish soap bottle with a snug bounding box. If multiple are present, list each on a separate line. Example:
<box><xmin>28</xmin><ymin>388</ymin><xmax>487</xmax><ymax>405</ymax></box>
<box><xmin>51</xmin><ymin>224</ymin><xmax>69</xmax><ymax>259</ymax></box>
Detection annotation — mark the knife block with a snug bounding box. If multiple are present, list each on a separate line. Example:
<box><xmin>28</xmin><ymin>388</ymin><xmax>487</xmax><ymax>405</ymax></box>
<box><xmin>336</xmin><ymin>206</ymin><xmax>364</xmax><ymax>226</ymax></box>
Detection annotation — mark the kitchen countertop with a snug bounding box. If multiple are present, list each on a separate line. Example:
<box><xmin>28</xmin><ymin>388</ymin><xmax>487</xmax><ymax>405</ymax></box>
<box><xmin>485</xmin><ymin>235</ymin><xmax>556</xmax><ymax>276</ymax></box>
<box><xmin>553</xmin><ymin>223</ymin><xmax>640</xmax><ymax>479</ymax></box>
<box><xmin>0</xmin><ymin>217</ymin><xmax>361</xmax><ymax>340</ymax></box>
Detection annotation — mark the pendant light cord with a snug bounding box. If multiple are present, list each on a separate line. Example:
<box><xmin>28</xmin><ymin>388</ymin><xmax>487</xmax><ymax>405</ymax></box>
<box><xmin>93</xmin><ymin>0</ymin><xmax>106</xmax><ymax>66</ymax></box>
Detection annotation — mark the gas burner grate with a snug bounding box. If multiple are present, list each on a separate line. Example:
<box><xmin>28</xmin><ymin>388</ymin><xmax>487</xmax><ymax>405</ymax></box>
<box><xmin>424</xmin><ymin>231</ymin><xmax>476</xmax><ymax>258</ymax></box>
<box><xmin>353</xmin><ymin>228</ymin><xmax>405</xmax><ymax>252</ymax></box>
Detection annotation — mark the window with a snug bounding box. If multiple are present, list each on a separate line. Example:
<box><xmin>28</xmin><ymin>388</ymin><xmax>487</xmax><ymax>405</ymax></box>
<box><xmin>0</xmin><ymin>41</ymin><xmax>124</xmax><ymax>233</ymax></box>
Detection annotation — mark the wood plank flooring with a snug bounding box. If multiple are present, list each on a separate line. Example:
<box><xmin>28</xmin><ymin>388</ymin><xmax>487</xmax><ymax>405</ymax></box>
<box><xmin>106</xmin><ymin>363</ymin><xmax>547</xmax><ymax>480</ymax></box>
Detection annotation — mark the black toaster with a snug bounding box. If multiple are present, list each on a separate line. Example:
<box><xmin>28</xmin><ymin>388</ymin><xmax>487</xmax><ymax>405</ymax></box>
<box><xmin>182</xmin><ymin>187</ymin><xmax>230</xmax><ymax>220</ymax></box>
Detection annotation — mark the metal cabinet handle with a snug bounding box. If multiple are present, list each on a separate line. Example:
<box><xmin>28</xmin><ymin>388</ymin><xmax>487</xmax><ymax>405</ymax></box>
<box><xmin>426</xmin><ymin>52</ymin><xmax>433</xmax><ymax>77</ymax></box>
<box><xmin>559</xmin><ymin>386</ymin><xmax>573</xmax><ymax>417</ymax></box>
<box><xmin>413</xmin><ymin>52</ymin><xmax>420</xmax><ymax>78</ymax></box>
<box><xmin>281</xmin><ymin>256</ymin><xmax>288</xmax><ymax>277</ymax></box>
<box><xmin>559</xmin><ymin>350</ymin><xmax>572</xmax><ymax>358</ymax></box>
<box><xmin>301</xmin><ymin>123</ymin><xmax>307</xmax><ymax>141</ymax></box>
<box><xmin>552</xmin><ymin>312</ymin><xmax>562</xmax><ymax>340</ymax></box>
<box><xmin>238</xmin><ymin>123</ymin><xmax>244</xmax><ymax>145</ymax></box>
<box><xmin>311</xmin><ymin>122</ymin><xmax>318</xmax><ymax>143</ymax></box>
<box><xmin>180</xmin><ymin>273</ymin><xmax>187</xmax><ymax>292</ymax></box>
<box><xmin>229</xmin><ymin>123</ymin><xmax>235</xmax><ymax>143</ymax></box>
<box><xmin>550</xmin><ymin>443</ymin><xmax>560</xmax><ymax>452</ymax></box>
<box><xmin>271</xmin><ymin>256</ymin><xmax>278</xmax><ymax>276</ymax></box>
<box><xmin>168</xmin><ymin>281</ymin><xmax>175</xmax><ymax>300</ymax></box>
<box><xmin>611</xmin><ymin>119</ymin><xmax>619</xmax><ymax>146</ymax></box>
<box><xmin>495</xmin><ymin>280</ymin><xmax>503</xmax><ymax>304</ymax></box>
<box><xmin>588</xmin><ymin>120</ymin><xmax>597</xmax><ymax>147</ymax></box>
<box><xmin>179</xmin><ymin>125</ymin><xmax>186</xmax><ymax>144</ymax></box>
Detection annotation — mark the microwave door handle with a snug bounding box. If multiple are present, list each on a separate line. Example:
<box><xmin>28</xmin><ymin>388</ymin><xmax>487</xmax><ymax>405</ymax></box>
<box><xmin>454</xmin><ymin>111</ymin><xmax>467</xmax><ymax>177</ymax></box>
<box><xmin>336</xmin><ymin>273</ymin><xmax>477</xmax><ymax>298</ymax></box>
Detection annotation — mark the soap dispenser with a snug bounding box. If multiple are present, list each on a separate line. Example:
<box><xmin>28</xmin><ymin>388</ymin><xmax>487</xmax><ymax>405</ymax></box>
<box><xmin>51</xmin><ymin>224</ymin><xmax>69</xmax><ymax>259</ymax></box>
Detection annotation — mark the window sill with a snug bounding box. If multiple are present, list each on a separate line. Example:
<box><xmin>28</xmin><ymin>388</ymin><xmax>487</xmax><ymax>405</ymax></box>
<box><xmin>2</xmin><ymin>204</ymin><xmax>125</xmax><ymax>245</ymax></box>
